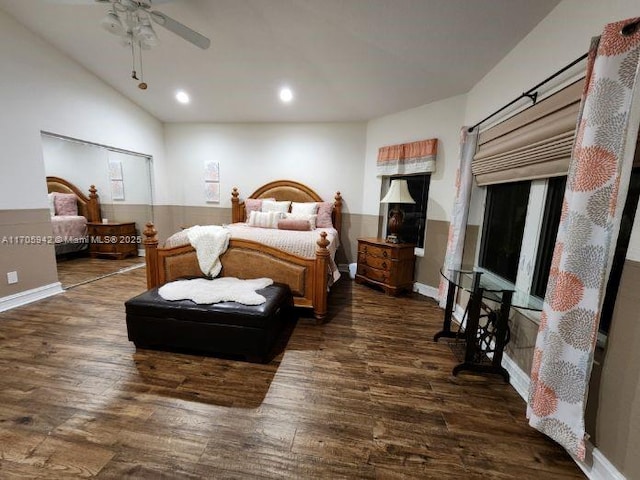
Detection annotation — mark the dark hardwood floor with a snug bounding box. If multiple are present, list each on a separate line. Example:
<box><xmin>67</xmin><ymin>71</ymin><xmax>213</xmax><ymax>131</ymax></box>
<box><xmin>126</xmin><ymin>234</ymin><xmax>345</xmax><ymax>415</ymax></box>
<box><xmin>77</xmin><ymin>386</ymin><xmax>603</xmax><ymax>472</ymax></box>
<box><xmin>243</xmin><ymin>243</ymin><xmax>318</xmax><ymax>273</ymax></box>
<box><xmin>0</xmin><ymin>269</ymin><xmax>585</xmax><ymax>479</ymax></box>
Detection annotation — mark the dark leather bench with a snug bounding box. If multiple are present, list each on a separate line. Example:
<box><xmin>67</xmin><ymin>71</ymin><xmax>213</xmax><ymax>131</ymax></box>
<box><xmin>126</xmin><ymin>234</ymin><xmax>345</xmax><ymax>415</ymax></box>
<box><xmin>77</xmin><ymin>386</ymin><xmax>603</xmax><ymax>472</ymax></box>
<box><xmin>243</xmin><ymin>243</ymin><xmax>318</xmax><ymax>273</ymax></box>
<box><xmin>124</xmin><ymin>283</ymin><xmax>294</xmax><ymax>363</ymax></box>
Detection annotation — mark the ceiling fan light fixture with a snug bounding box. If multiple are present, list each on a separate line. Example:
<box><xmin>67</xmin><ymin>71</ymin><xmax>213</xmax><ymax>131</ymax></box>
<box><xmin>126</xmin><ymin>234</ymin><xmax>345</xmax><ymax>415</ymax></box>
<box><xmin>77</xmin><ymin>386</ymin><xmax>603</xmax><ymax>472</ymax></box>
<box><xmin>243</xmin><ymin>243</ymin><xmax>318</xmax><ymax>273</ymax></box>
<box><xmin>134</xmin><ymin>24</ymin><xmax>158</xmax><ymax>48</ymax></box>
<box><xmin>100</xmin><ymin>10</ymin><xmax>126</xmax><ymax>36</ymax></box>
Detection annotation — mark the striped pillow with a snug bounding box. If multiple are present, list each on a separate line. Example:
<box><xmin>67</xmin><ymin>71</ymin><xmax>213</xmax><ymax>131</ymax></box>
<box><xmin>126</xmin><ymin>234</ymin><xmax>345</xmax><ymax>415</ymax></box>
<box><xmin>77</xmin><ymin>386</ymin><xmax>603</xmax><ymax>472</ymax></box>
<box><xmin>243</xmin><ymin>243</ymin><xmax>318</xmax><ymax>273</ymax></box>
<box><xmin>248</xmin><ymin>210</ymin><xmax>282</xmax><ymax>229</ymax></box>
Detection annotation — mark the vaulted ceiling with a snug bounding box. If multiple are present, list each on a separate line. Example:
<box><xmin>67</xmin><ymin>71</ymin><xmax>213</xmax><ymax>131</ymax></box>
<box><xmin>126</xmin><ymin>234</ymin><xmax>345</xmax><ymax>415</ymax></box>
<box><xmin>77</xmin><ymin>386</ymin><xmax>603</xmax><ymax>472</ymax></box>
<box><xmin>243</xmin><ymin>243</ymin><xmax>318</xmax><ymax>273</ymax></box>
<box><xmin>0</xmin><ymin>0</ymin><xmax>561</xmax><ymax>122</ymax></box>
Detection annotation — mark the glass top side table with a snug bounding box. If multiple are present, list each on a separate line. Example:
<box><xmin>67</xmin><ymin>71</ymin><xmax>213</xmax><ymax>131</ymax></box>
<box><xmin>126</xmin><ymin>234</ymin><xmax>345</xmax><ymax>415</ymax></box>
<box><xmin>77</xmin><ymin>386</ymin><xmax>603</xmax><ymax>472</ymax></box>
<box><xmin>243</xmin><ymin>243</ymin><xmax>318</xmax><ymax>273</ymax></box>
<box><xmin>434</xmin><ymin>266</ymin><xmax>543</xmax><ymax>381</ymax></box>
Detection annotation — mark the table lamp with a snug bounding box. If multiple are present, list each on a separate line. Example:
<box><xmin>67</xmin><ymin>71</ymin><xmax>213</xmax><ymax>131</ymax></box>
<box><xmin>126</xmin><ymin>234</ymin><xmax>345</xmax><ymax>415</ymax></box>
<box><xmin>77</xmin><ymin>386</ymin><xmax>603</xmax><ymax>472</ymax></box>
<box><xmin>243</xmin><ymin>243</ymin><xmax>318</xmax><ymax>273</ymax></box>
<box><xmin>380</xmin><ymin>179</ymin><xmax>415</xmax><ymax>243</ymax></box>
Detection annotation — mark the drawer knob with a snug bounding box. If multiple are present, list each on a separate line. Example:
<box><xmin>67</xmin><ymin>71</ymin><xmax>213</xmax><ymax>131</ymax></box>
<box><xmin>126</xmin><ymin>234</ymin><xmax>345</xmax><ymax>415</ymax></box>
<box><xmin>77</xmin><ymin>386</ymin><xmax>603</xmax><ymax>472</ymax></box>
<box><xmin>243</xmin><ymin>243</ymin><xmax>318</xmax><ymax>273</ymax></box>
<box><xmin>383</xmin><ymin>250</ymin><xmax>388</xmax><ymax>258</ymax></box>
<box><xmin>382</xmin><ymin>261</ymin><xmax>387</xmax><ymax>269</ymax></box>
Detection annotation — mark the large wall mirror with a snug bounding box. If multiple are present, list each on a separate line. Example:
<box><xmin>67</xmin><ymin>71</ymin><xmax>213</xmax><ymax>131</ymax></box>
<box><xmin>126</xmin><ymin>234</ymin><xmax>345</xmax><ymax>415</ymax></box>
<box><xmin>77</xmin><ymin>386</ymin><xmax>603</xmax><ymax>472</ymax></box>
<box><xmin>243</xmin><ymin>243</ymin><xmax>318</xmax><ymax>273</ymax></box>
<box><xmin>41</xmin><ymin>132</ymin><xmax>154</xmax><ymax>288</ymax></box>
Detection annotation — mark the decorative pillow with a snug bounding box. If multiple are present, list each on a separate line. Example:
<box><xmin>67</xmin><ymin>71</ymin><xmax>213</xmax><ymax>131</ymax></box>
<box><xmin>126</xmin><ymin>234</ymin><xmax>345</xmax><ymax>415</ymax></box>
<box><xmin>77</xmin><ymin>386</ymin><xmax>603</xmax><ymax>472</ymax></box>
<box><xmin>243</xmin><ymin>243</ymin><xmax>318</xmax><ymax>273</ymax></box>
<box><xmin>316</xmin><ymin>202</ymin><xmax>334</xmax><ymax>228</ymax></box>
<box><xmin>261</xmin><ymin>200</ymin><xmax>291</xmax><ymax>214</ymax></box>
<box><xmin>278</xmin><ymin>219</ymin><xmax>311</xmax><ymax>231</ymax></box>
<box><xmin>285</xmin><ymin>213</ymin><xmax>317</xmax><ymax>230</ymax></box>
<box><xmin>47</xmin><ymin>193</ymin><xmax>56</xmax><ymax>217</ymax></box>
<box><xmin>244</xmin><ymin>197</ymin><xmax>275</xmax><ymax>218</ymax></box>
<box><xmin>54</xmin><ymin>193</ymin><xmax>78</xmax><ymax>216</ymax></box>
<box><xmin>248</xmin><ymin>210</ymin><xmax>282</xmax><ymax>229</ymax></box>
<box><xmin>291</xmin><ymin>202</ymin><xmax>318</xmax><ymax>215</ymax></box>
<box><xmin>164</xmin><ymin>230</ymin><xmax>190</xmax><ymax>249</ymax></box>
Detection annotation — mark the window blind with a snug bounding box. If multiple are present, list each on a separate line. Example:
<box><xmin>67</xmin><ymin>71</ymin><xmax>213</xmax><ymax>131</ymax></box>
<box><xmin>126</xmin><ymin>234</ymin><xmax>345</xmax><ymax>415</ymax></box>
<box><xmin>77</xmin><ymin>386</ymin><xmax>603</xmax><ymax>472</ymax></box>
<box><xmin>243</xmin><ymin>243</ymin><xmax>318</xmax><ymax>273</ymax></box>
<box><xmin>472</xmin><ymin>79</ymin><xmax>584</xmax><ymax>186</ymax></box>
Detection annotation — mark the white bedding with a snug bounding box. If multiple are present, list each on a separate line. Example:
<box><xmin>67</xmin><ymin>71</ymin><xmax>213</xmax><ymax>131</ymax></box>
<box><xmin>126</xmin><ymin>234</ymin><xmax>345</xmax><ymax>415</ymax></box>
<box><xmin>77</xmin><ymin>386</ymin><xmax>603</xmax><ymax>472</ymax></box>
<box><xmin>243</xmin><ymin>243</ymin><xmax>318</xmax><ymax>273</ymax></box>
<box><xmin>51</xmin><ymin>215</ymin><xmax>87</xmax><ymax>242</ymax></box>
<box><xmin>165</xmin><ymin>223</ymin><xmax>341</xmax><ymax>283</ymax></box>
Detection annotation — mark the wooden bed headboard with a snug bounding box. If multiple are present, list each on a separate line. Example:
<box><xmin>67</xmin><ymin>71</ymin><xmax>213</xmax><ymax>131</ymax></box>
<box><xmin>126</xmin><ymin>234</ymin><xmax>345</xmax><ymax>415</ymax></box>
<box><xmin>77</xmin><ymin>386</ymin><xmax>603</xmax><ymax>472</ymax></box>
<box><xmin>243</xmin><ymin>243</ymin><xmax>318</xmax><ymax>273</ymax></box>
<box><xmin>231</xmin><ymin>179</ymin><xmax>343</xmax><ymax>237</ymax></box>
<box><xmin>46</xmin><ymin>176</ymin><xmax>101</xmax><ymax>222</ymax></box>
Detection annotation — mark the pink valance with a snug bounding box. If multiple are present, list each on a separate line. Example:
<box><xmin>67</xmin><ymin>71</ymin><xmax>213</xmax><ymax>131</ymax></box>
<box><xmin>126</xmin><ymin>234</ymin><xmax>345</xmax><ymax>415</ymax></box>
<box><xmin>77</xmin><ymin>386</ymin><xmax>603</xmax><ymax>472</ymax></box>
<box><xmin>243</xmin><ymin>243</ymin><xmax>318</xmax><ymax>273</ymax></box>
<box><xmin>377</xmin><ymin>138</ymin><xmax>438</xmax><ymax>176</ymax></box>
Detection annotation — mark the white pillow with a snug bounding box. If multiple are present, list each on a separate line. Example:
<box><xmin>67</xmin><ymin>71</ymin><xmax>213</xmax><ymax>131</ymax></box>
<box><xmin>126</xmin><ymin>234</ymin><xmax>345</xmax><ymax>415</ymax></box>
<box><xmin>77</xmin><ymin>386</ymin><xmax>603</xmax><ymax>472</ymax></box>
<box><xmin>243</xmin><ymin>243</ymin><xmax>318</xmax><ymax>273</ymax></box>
<box><xmin>291</xmin><ymin>202</ymin><xmax>318</xmax><ymax>215</ymax></box>
<box><xmin>248</xmin><ymin>210</ymin><xmax>282</xmax><ymax>229</ymax></box>
<box><xmin>47</xmin><ymin>193</ymin><xmax>56</xmax><ymax>217</ymax></box>
<box><xmin>261</xmin><ymin>200</ymin><xmax>291</xmax><ymax>214</ymax></box>
<box><xmin>285</xmin><ymin>213</ymin><xmax>317</xmax><ymax>230</ymax></box>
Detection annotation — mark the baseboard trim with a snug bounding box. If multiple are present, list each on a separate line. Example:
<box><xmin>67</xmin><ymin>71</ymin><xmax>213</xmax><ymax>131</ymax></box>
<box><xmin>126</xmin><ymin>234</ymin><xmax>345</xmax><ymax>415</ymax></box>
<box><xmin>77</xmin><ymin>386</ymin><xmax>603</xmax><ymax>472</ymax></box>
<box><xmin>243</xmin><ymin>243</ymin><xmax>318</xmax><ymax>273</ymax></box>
<box><xmin>0</xmin><ymin>282</ymin><xmax>63</xmax><ymax>313</ymax></box>
<box><xmin>413</xmin><ymin>282</ymin><xmax>439</xmax><ymax>300</ymax></box>
<box><xmin>500</xmin><ymin>353</ymin><xmax>530</xmax><ymax>401</ymax></box>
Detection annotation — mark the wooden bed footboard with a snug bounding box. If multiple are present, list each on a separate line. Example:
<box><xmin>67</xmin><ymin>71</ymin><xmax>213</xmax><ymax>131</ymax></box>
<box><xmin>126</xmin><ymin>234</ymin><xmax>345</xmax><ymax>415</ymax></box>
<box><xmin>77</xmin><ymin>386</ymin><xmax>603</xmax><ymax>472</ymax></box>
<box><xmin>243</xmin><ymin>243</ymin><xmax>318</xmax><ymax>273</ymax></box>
<box><xmin>143</xmin><ymin>223</ymin><xmax>331</xmax><ymax>321</ymax></box>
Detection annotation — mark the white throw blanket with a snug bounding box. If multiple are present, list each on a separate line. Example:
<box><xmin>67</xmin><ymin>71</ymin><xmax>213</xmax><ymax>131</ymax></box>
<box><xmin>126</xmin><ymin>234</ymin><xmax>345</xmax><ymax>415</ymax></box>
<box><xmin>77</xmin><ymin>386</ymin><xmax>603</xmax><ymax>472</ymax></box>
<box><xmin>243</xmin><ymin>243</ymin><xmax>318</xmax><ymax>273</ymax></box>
<box><xmin>186</xmin><ymin>225</ymin><xmax>231</xmax><ymax>277</ymax></box>
<box><xmin>158</xmin><ymin>277</ymin><xmax>274</xmax><ymax>305</ymax></box>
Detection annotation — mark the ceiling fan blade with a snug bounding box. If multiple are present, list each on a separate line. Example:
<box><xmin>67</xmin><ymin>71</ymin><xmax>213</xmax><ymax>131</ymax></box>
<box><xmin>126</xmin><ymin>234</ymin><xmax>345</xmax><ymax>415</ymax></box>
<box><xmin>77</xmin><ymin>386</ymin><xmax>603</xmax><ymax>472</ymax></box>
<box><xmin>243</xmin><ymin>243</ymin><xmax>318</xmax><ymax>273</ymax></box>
<box><xmin>150</xmin><ymin>11</ymin><xmax>210</xmax><ymax>50</ymax></box>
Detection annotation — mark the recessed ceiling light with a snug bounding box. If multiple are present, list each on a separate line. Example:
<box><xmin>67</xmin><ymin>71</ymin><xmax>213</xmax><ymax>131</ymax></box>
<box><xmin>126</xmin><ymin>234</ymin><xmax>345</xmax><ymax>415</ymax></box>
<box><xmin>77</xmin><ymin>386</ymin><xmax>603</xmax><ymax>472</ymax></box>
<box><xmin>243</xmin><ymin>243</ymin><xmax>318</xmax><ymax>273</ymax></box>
<box><xmin>175</xmin><ymin>91</ymin><xmax>190</xmax><ymax>104</ymax></box>
<box><xmin>279</xmin><ymin>87</ymin><xmax>294</xmax><ymax>103</ymax></box>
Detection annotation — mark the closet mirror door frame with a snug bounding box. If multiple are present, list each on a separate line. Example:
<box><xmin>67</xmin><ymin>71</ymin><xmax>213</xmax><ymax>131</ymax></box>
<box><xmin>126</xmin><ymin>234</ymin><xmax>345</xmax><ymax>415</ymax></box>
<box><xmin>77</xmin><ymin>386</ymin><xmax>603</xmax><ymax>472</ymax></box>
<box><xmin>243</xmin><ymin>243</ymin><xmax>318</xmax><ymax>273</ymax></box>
<box><xmin>41</xmin><ymin>131</ymin><xmax>154</xmax><ymax>288</ymax></box>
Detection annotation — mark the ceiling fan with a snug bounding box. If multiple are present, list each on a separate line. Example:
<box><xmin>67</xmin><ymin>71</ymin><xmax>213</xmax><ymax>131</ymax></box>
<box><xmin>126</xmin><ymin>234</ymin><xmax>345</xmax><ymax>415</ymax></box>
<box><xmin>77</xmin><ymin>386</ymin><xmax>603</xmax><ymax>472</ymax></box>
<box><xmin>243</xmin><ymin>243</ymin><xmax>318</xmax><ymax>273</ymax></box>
<box><xmin>56</xmin><ymin>0</ymin><xmax>211</xmax><ymax>89</ymax></box>
<box><xmin>96</xmin><ymin>0</ymin><xmax>210</xmax><ymax>50</ymax></box>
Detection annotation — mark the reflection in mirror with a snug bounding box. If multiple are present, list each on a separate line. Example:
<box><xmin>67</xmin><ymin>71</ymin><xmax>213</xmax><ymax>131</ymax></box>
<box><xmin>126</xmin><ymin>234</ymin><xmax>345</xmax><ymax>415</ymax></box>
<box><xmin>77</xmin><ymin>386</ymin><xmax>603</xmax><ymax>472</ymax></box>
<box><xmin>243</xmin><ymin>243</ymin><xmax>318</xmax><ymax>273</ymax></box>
<box><xmin>41</xmin><ymin>133</ymin><xmax>154</xmax><ymax>289</ymax></box>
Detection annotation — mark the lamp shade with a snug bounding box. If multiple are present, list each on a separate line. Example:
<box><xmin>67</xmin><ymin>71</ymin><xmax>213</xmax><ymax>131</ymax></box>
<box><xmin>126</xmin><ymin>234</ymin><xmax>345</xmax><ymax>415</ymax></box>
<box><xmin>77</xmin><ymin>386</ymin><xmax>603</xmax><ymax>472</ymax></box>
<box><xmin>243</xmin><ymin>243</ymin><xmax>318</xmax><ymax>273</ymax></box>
<box><xmin>380</xmin><ymin>179</ymin><xmax>415</xmax><ymax>204</ymax></box>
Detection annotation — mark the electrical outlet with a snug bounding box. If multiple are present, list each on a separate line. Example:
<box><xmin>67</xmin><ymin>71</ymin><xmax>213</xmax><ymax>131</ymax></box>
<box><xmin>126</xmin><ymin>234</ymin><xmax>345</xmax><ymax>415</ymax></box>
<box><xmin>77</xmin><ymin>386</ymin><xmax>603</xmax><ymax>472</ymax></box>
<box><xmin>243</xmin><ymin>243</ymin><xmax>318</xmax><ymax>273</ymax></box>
<box><xmin>7</xmin><ymin>271</ymin><xmax>18</xmax><ymax>284</ymax></box>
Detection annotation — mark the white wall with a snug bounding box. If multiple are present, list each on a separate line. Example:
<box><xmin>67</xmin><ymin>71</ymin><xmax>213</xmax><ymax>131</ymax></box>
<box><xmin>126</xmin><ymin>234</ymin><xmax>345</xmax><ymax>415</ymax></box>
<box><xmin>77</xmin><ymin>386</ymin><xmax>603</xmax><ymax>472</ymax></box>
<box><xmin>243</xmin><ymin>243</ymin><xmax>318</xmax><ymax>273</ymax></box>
<box><xmin>163</xmin><ymin>123</ymin><xmax>367</xmax><ymax>212</ymax></box>
<box><xmin>42</xmin><ymin>135</ymin><xmax>109</xmax><ymax>196</ymax></box>
<box><xmin>106</xmin><ymin>151</ymin><xmax>153</xmax><ymax>205</ymax></box>
<box><xmin>0</xmin><ymin>8</ymin><xmax>167</xmax><ymax>211</ymax></box>
<box><xmin>363</xmin><ymin>94</ymin><xmax>467</xmax><ymax>220</ymax></box>
<box><xmin>465</xmin><ymin>0</ymin><xmax>640</xmax><ymax>125</ymax></box>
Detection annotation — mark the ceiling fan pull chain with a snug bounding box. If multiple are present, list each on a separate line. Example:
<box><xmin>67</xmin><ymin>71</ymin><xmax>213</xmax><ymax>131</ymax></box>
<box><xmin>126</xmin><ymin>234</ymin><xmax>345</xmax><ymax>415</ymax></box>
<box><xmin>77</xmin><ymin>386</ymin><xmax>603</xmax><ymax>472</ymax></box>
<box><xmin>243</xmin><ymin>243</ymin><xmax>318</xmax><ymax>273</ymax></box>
<box><xmin>138</xmin><ymin>41</ymin><xmax>148</xmax><ymax>90</ymax></box>
<box><xmin>130</xmin><ymin>40</ymin><xmax>138</xmax><ymax>80</ymax></box>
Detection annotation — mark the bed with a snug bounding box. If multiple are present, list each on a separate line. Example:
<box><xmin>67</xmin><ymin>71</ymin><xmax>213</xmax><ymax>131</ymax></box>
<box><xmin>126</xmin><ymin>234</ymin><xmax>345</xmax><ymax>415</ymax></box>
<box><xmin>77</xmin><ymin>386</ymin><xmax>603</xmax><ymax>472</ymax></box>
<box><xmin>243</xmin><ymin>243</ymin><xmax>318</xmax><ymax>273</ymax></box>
<box><xmin>47</xmin><ymin>176</ymin><xmax>101</xmax><ymax>256</ymax></box>
<box><xmin>142</xmin><ymin>180</ymin><xmax>343</xmax><ymax>321</ymax></box>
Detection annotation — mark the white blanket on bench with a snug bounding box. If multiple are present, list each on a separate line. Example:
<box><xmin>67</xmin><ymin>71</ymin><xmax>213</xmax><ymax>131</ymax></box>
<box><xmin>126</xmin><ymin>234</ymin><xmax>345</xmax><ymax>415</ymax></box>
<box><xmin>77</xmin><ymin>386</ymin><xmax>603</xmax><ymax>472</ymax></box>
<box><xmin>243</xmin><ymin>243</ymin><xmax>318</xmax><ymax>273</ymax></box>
<box><xmin>186</xmin><ymin>225</ymin><xmax>231</xmax><ymax>278</ymax></box>
<box><xmin>158</xmin><ymin>277</ymin><xmax>274</xmax><ymax>305</ymax></box>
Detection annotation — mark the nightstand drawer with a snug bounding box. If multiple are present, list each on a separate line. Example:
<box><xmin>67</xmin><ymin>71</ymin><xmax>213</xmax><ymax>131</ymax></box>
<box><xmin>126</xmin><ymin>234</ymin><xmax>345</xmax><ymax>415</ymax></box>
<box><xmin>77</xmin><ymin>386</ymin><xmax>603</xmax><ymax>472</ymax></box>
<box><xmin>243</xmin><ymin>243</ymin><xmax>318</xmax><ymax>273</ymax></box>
<box><xmin>358</xmin><ymin>243</ymin><xmax>393</xmax><ymax>259</ymax></box>
<box><xmin>357</xmin><ymin>265</ymin><xmax>389</xmax><ymax>284</ymax></box>
<box><xmin>359</xmin><ymin>254</ymin><xmax>392</xmax><ymax>271</ymax></box>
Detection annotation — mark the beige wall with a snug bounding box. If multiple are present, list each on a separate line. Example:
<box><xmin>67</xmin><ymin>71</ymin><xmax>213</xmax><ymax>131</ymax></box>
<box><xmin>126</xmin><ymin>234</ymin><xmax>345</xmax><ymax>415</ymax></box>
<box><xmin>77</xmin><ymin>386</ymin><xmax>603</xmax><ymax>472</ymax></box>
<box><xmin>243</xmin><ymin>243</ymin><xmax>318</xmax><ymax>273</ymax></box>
<box><xmin>595</xmin><ymin>260</ymin><xmax>640</xmax><ymax>479</ymax></box>
<box><xmin>107</xmin><ymin>204</ymin><xmax>154</xmax><ymax>240</ymax></box>
<box><xmin>0</xmin><ymin>210</ymin><xmax>59</xmax><ymax>297</ymax></box>
<box><xmin>339</xmin><ymin>213</ymin><xmax>378</xmax><ymax>265</ymax></box>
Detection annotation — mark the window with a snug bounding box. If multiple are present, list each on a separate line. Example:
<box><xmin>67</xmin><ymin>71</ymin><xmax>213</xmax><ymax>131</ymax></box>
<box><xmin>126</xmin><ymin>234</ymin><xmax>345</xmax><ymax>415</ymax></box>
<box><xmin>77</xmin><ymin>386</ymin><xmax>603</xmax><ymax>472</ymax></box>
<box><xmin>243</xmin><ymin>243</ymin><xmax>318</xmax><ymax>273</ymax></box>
<box><xmin>382</xmin><ymin>174</ymin><xmax>430</xmax><ymax>248</ymax></box>
<box><xmin>531</xmin><ymin>176</ymin><xmax>567</xmax><ymax>298</ymax></box>
<box><xmin>478</xmin><ymin>177</ymin><xmax>567</xmax><ymax>301</ymax></box>
<box><xmin>478</xmin><ymin>181</ymin><xmax>531</xmax><ymax>283</ymax></box>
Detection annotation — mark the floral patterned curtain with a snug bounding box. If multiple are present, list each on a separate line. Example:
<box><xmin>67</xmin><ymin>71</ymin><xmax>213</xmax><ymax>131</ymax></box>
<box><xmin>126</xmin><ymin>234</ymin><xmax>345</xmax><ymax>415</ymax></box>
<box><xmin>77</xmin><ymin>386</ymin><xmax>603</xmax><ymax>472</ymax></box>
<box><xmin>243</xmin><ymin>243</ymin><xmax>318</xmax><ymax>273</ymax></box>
<box><xmin>438</xmin><ymin>128</ymin><xmax>478</xmax><ymax>307</ymax></box>
<box><xmin>376</xmin><ymin>139</ymin><xmax>437</xmax><ymax>176</ymax></box>
<box><xmin>528</xmin><ymin>17</ymin><xmax>640</xmax><ymax>460</ymax></box>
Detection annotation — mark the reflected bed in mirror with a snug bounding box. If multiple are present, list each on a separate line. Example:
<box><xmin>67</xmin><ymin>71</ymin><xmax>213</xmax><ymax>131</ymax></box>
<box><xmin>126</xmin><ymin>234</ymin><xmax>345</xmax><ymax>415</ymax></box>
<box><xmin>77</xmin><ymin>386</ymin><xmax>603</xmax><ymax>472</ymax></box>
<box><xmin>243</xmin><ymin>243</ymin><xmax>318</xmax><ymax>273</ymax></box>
<box><xmin>41</xmin><ymin>132</ymin><xmax>154</xmax><ymax>289</ymax></box>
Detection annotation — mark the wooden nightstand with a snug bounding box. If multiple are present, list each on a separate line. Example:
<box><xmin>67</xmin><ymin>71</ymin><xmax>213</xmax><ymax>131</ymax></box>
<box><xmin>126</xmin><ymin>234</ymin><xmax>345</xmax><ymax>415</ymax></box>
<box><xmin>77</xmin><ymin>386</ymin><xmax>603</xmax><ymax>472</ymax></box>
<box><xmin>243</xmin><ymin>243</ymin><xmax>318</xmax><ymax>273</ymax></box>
<box><xmin>87</xmin><ymin>222</ymin><xmax>139</xmax><ymax>259</ymax></box>
<box><xmin>355</xmin><ymin>237</ymin><xmax>416</xmax><ymax>296</ymax></box>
